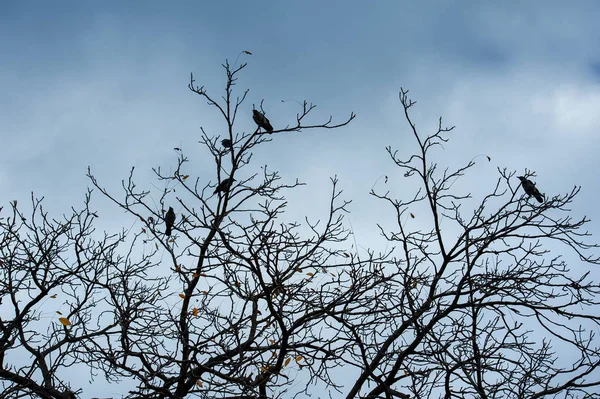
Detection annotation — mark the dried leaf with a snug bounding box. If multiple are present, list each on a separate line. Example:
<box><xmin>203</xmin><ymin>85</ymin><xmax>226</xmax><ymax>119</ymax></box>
<box><xmin>243</xmin><ymin>50</ymin><xmax>252</xmax><ymax>55</ymax></box>
<box><xmin>284</xmin><ymin>357</ymin><xmax>291</xmax><ymax>366</ymax></box>
<box><xmin>196</xmin><ymin>380</ymin><xmax>203</xmax><ymax>387</ymax></box>
<box><xmin>410</xmin><ymin>213</ymin><xmax>415</xmax><ymax>219</ymax></box>
<box><xmin>235</xmin><ymin>281</ymin><xmax>241</xmax><ymax>287</ymax></box>
<box><xmin>58</xmin><ymin>317</ymin><xmax>71</xmax><ymax>326</ymax></box>
<box><xmin>50</xmin><ymin>294</ymin><xmax>57</xmax><ymax>299</ymax></box>
<box><xmin>330</xmin><ymin>272</ymin><xmax>335</xmax><ymax>276</ymax></box>
<box><xmin>193</xmin><ymin>273</ymin><xmax>200</xmax><ymax>278</ymax></box>
<box><xmin>169</xmin><ymin>239</ymin><xmax>175</xmax><ymax>243</ymax></box>
<box><xmin>260</xmin><ymin>366</ymin><xmax>268</xmax><ymax>372</ymax></box>
<box><xmin>343</xmin><ymin>252</ymin><xmax>350</xmax><ymax>258</ymax></box>
<box><xmin>140</xmin><ymin>216</ymin><xmax>145</xmax><ymax>222</ymax></box>
<box><xmin>200</xmin><ymin>273</ymin><xmax>208</xmax><ymax>277</ymax></box>
<box><xmin>192</xmin><ymin>307</ymin><xmax>199</xmax><ymax>317</ymax></box>
<box><xmin>295</xmin><ymin>355</ymin><xmax>303</xmax><ymax>362</ymax></box>
<box><xmin>306</xmin><ymin>272</ymin><xmax>314</xmax><ymax>277</ymax></box>
<box><xmin>142</xmin><ymin>228</ymin><xmax>146</xmax><ymax>233</ymax></box>
<box><xmin>269</xmin><ymin>339</ymin><xmax>275</xmax><ymax>344</ymax></box>
<box><xmin>182</xmin><ymin>175</ymin><xmax>189</xmax><ymax>180</ymax></box>
<box><xmin>56</xmin><ymin>311</ymin><xmax>62</xmax><ymax>315</ymax></box>
<box><xmin>201</xmin><ymin>291</ymin><xmax>208</xmax><ymax>295</ymax></box>
<box><xmin>175</xmin><ymin>266</ymin><xmax>181</xmax><ymax>272</ymax></box>
<box><xmin>155</xmin><ymin>243</ymin><xmax>159</xmax><ymax>250</ymax></box>
<box><xmin>179</xmin><ymin>294</ymin><xmax>186</xmax><ymax>299</ymax></box>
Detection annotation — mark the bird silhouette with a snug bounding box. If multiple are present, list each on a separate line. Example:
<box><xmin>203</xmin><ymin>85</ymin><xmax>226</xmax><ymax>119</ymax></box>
<box><xmin>253</xmin><ymin>110</ymin><xmax>274</xmax><ymax>132</ymax></box>
<box><xmin>214</xmin><ymin>178</ymin><xmax>235</xmax><ymax>195</ymax></box>
<box><xmin>221</xmin><ymin>139</ymin><xmax>233</xmax><ymax>148</ymax></box>
<box><xmin>165</xmin><ymin>207</ymin><xmax>176</xmax><ymax>236</ymax></box>
<box><xmin>517</xmin><ymin>176</ymin><xmax>544</xmax><ymax>203</ymax></box>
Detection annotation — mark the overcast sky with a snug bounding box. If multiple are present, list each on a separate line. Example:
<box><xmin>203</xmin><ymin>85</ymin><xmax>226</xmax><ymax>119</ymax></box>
<box><xmin>1</xmin><ymin>1</ymin><xmax>600</xmax><ymax>397</ymax></box>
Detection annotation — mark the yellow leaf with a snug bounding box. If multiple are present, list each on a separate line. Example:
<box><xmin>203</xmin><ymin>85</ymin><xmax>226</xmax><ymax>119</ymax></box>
<box><xmin>192</xmin><ymin>307</ymin><xmax>199</xmax><ymax>317</ymax></box>
<box><xmin>56</xmin><ymin>311</ymin><xmax>62</xmax><ymax>315</ymax></box>
<box><xmin>50</xmin><ymin>294</ymin><xmax>57</xmax><ymax>299</ymax></box>
<box><xmin>58</xmin><ymin>317</ymin><xmax>71</xmax><ymax>326</ymax></box>
<box><xmin>284</xmin><ymin>357</ymin><xmax>291</xmax><ymax>366</ymax></box>
<box><xmin>269</xmin><ymin>339</ymin><xmax>275</xmax><ymax>344</ymax></box>
<box><xmin>295</xmin><ymin>355</ymin><xmax>303</xmax><ymax>362</ymax></box>
<box><xmin>196</xmin><ymin>380</ymin><xmax>203</xmax><ymax>387</ymax></box>
<box><xmin>183</xmin><ymin>175</ymin><xmax>189</xmax><ymax>180</ymax></box>
<box><xmin>179</xmin><ymin>294</ymin><xmax>186</xmax><ymax>299</ymax></box>
<box><xmin>169</xmin><ymin>239</ymin><xmax>175</xmax><ymax>243</ymax></box>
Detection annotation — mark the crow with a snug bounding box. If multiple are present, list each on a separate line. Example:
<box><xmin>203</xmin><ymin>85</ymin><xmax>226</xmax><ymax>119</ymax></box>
<box><xmin>214</xmin><ymin>178</ymin><xmax>235</xmax><ymax>195</ymax></box>
<box><xmin>517</xmin><ymin>176</ymin><xmax>544</xmax><ymax>203</ymax></box>
<box><xmin>253</xmin><ymin>110</ymin><xmax>274</xmax><ymax>132</ymax></box>
<box><xmin>165</xmin><ymin>207</ymin><xmax>176</xmax><ymax>236</ymax></box>
<box><xmin>221</xmin><ymin>139</ymin><xmax>233</xmax><ymax>148</ymax></box>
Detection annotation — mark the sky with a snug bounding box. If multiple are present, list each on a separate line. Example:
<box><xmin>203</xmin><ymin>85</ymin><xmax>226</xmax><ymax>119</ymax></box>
<box><xmin>1</xmin><ymin>1</ymin><xmax>600</xmax><ymax>397</ymax></box>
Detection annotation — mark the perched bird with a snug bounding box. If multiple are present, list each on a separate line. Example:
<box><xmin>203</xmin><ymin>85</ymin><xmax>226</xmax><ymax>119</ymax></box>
<box><xmin>252</xmin><ymin>110</ymin><xmax>274</xmax><ymax>132</ymax></box>
<box><xmin>214</xmin><ymin>177</ymin><xmax>235</xmax><ymax>195</ymax></box>
<box><xmin>221</xmin><ymin>139</ymin><xmax>233</xmax><ymax>148</ymax></box>
<box><xmin>165</xmin><ymin>207</ymin><xmax>176</xmax><ymax>236</ymax></box>
<box><xmin>517</xmin><ymin>176</ymin><xmax>544</xmax><ymax>203</ymax></box>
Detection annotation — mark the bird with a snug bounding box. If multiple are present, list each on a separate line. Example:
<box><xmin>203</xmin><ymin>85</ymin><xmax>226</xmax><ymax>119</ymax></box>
<box><xmin>165</xmin><ymin>207</ymin><xmax>176</xmax><ymax>236</ymax></box>
<box><xmin>252</xmin><ymin>110</ymin><xmax>274</xmax><ymax>132</ymax></box>
<box><xmin>221</xmin><ymin>139</ymin><xmax>233</xmax><ymax>148</ymax></box>
<box><xmin>214</xmin><ymin>178</ymin><xmax>235</xmax><ymax>195</ymax></box>
<box><xmin>517</xmin><ymin>176</ymin><xmax>544</xmax><ymax>203</ymax></box>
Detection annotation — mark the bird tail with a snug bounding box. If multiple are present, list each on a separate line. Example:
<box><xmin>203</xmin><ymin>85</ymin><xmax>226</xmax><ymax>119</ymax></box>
<box><xmin>535</xmin><ymin>194</ymin><xmax>544</xmax><ymax>203</ymax></box>
<box><xmin>166</xmin><ymin>226</ymin><xmax>172</xmax><ymax>236</ymax></box>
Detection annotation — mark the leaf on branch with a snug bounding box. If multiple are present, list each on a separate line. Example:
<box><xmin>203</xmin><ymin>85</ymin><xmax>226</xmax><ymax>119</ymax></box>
<box><xmin>58</xmin><ymin>317</ymin><xmax>71</xmax><ymax>326</ymax></box>
<box><xmin>50</xmin><ymin>294</ymin><xmax>57</xmax><ymax>299</ymax></box>
<box><xmin>196</xmin><ymin>380</ymin><xmax>203</xmax><ymax>387</ymax></box>
<box><xmin>306</xmin><ymin>272</ymin><xmax>314</xmax><ymax>277</ymax></box>
<box><xmin>192</xmin><ymin>307</ymin><xmax>199</xmax><ymax>317</ymax></box>
<box><xmin>175</xmin><ymin>266</ymin><xmax>181</xmax><ymax>272</ymax></box>
<box><xmin>271</xmin><ymin>351</ymin><xmax>277</xmax><ymax>358</ymax></box>
<box><xmin>260</xmin><ymin>366</ymin><xmax>269</xmax><ymax>372</ymax></box>
<box><xmin>193</xmin><ymin>273</ymin><xmax>200</xmax><ymax>278</ymax></box>
<box><xmin>410</xmin><ymin>213</ymin><xmax>415</xmax><ymax>219</ymax></box>
<box><xmin>201</xmin><ymin>291</ymin><xmax>208</xmax><ymax>295</ymax></box>
<box><xmin>56</xmin><ymin>311</ymin><xmax>62</xmax><ymax>315</ymax></box>
<box><xmin>295</xmin><ymin>355</ymin><xmax>303</xmax><ymax>362</ymax></box>
<box><xmin>155</xmin><ymin>243</ymin><xmax>159</xmax><ymax>250</ymax></box>
<box><xmin>140</xmin><ymin>216</ymin><xmax>145</xmax><ymax>222</ymax></box>
<box><xmin>404</xmin><ymin>370</ymin><xmax>409</xmax><ymax>376</ymax></box>
<box><xmin>179</xmin><ymin>294</ymin><xmax>186</xmax><ymax>299</ymax></box>
<box><xmin>343</xmin><ymin>252</ymin><xmax>350</xmax><ymax>258</ymax></box>
<box><xmin>269</xmin><ymin>339</ymin><xmax>275</xmax><ymax>344</ymax></box>
<box><xmin>235</xmin><ymin>281</ymin><xmax>241</xmax><ymax>287</ymax></box>
<box><xmin>182</xmin><ymin>175</ymin><xmax>189</xmax><ymax>180</ymax></box>
<box><xmin>243</xmin><ymin>50</ymin><xmax>252</xmax><ymax>55</ymax></box>
<box><xmin>284</xmin><ymin>358</ymin><xmax>291</xmax><ymax>367</ymax></box>
<box><xmin>200</xmin><ymin>273</ymin><xmax>208</xmax><ymax>277</ymax></box>
<box><xmin>169</xmin><ymin>239</ymin><xmax>175</xmax><ymax>243</ymax></box>
<box><xmin>142</xmin><ymin>228</ymin><xmax>146</xmax><ymax>233</ymax></box>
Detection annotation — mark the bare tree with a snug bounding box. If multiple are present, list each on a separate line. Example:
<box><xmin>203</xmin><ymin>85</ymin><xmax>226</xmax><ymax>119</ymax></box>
<box><xmin>3</xmin><ymin>60</ymin><xmax>600</xmax><ymax>399</ymax></box>
<box><xmin>342</xmin><ymin>89</ymin><xmax>600</xmax><ymax>398</ymax></box>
